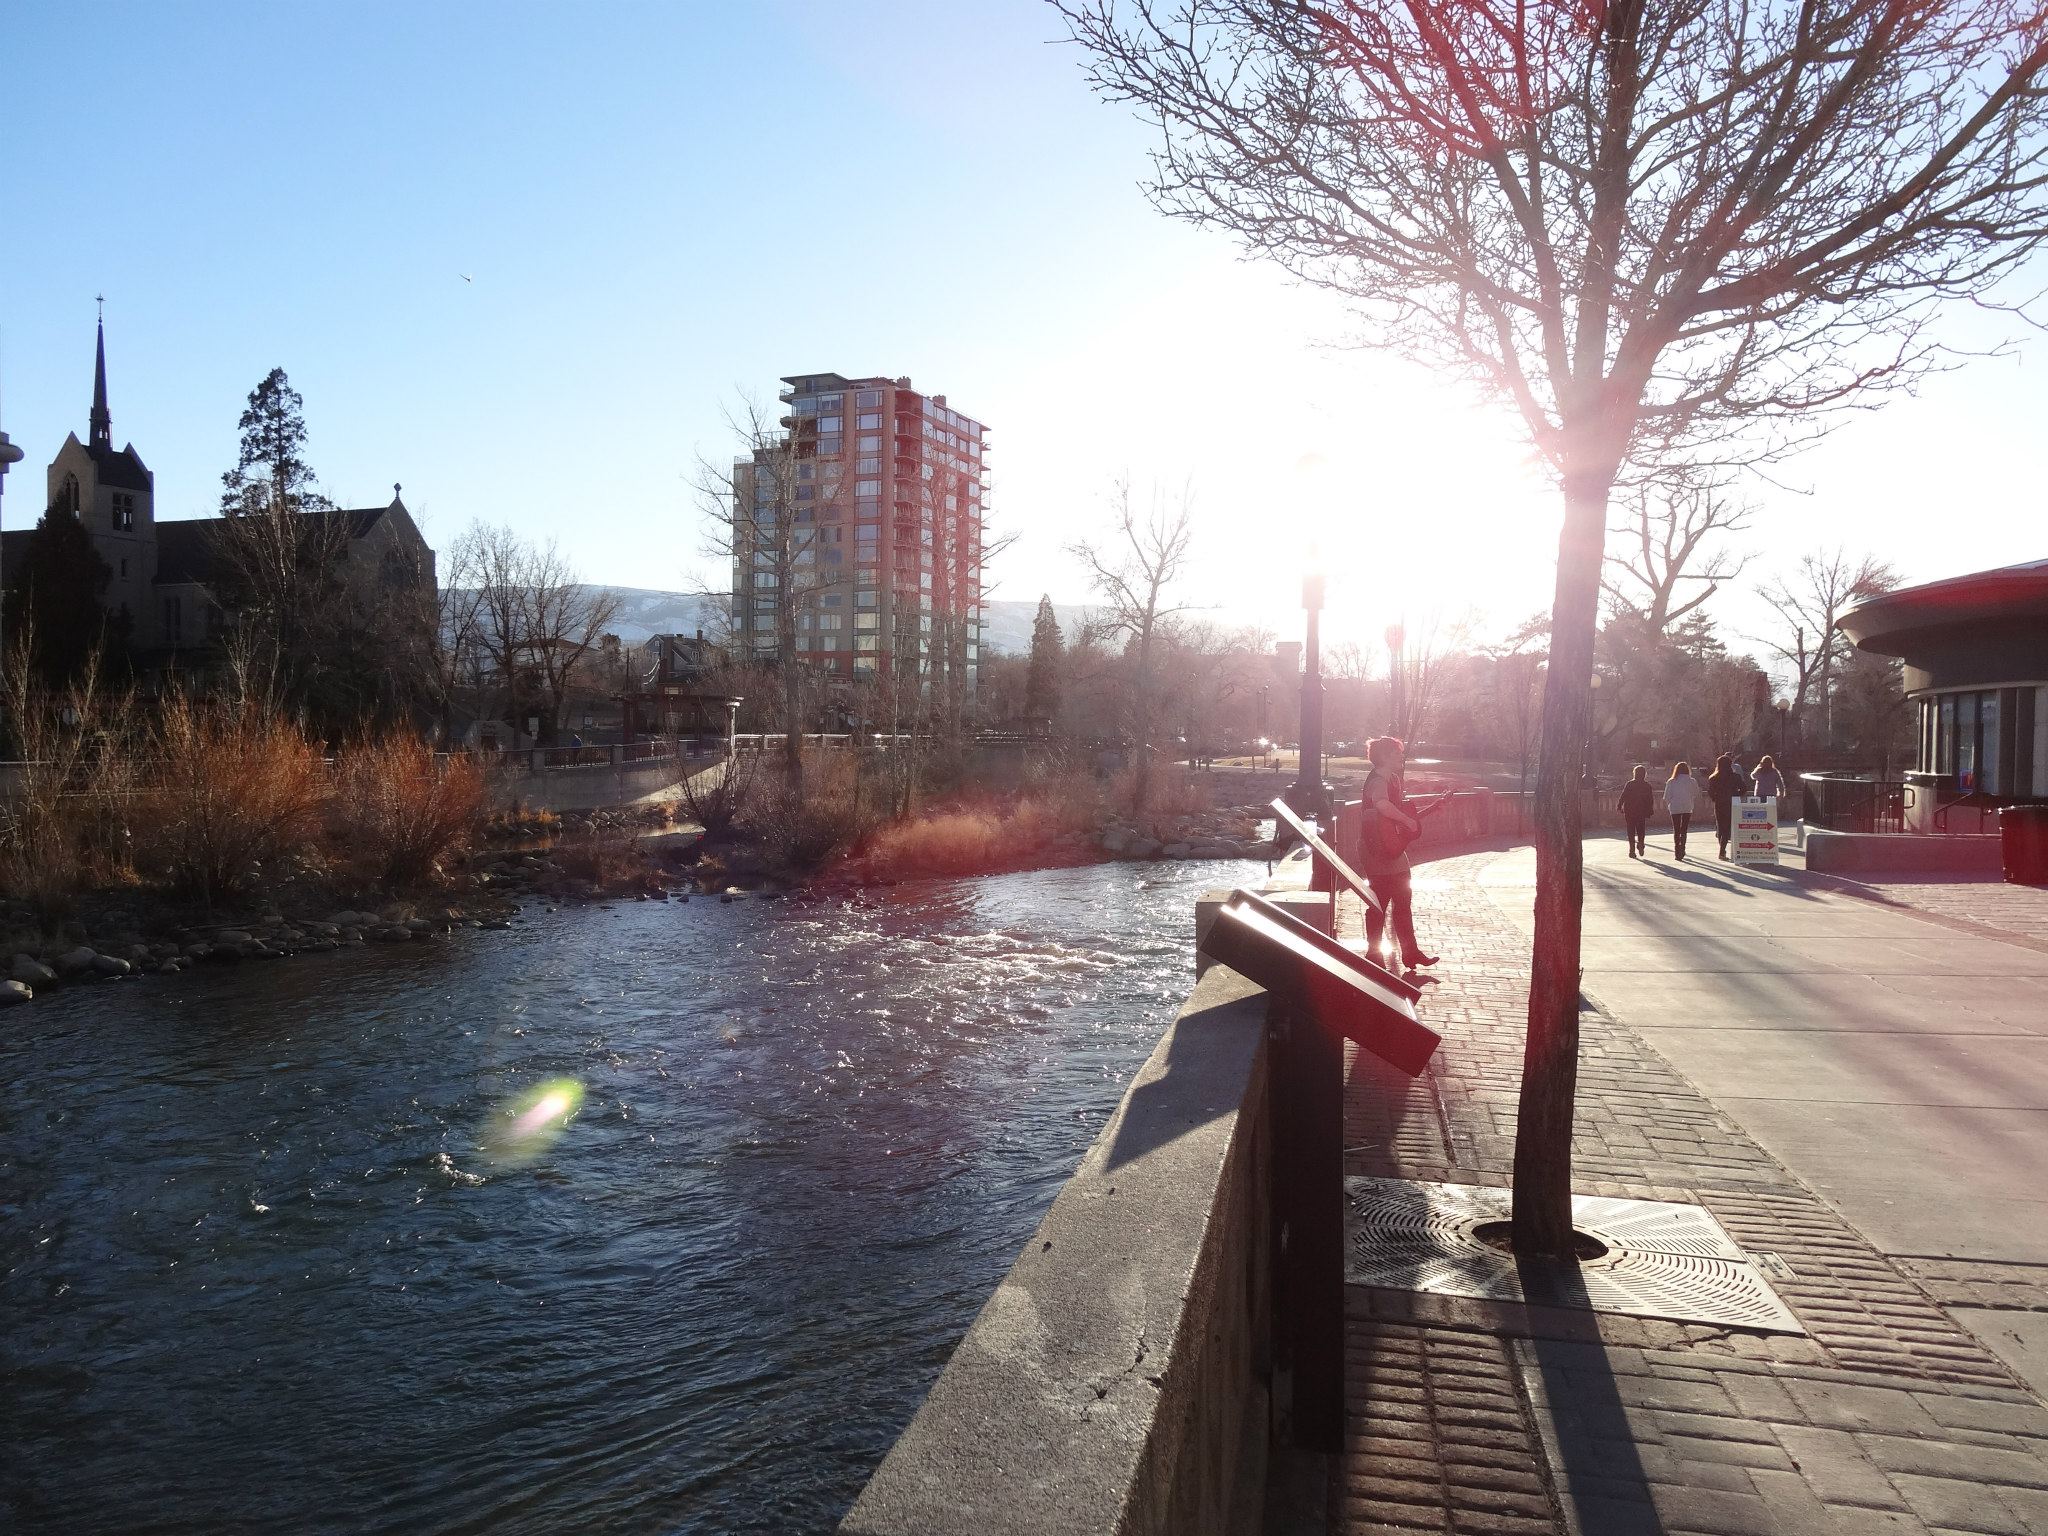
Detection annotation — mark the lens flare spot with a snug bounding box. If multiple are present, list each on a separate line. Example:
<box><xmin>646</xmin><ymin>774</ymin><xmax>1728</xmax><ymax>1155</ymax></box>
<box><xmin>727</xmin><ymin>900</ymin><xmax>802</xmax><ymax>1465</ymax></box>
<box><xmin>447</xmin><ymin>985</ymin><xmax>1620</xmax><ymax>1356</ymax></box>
<box><xmin>483</xmin><ymin>1077</ymin><xmax>584</xmax><ymax>1166</ymax></box>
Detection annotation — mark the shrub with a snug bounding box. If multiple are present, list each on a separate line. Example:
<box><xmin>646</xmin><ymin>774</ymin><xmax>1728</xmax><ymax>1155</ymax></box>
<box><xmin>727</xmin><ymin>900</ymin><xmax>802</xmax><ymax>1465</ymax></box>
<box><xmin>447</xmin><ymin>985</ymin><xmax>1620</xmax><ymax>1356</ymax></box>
<box><xmin>1107</xmin><ymin>761</ymin><xmax>1212</xmax><ymax>831</ymax></box>
<box><xmin>672</xmin><ymin>743</ymin><xmax>759</xmax><ymax>838</ymax></box>
<box><xmin>0</xmin><ymin>653</ymin><xmax>137</xmax><ymax>920</ymax></box>
<box><xmin>742</xmin><ymin>752</ymin><xmax>882</xmax><ymax>869</ymax></box>
<box><xmin>862</xmin><ymin>796</ymin><xmax>1075</xmax><ymax>877</ymax></box>
<box><xmin>330</xmin><ymin>734</ymin><xmax>487</xmax><ymax>886</ymax></box>
<box><xmin>140</xmin><ymin>694</ymin><xmax>326</xmax><ymax>904</ymax></box>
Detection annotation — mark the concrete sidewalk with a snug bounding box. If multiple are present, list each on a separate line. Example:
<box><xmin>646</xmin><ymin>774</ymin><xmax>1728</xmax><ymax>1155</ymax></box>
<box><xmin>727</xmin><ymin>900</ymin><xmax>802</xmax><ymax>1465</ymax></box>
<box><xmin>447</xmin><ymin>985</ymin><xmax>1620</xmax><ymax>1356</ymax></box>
<box><xmin>1334</xmin><ymin>839</ymin><xmax>2048</xmax><ymax>1536</ymax></box>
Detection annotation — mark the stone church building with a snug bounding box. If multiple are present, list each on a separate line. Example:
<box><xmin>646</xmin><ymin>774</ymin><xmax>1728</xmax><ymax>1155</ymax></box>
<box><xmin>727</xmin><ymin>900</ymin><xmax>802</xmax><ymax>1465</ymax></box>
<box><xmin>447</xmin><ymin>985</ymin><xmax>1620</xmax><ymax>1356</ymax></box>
<box><xmin>5</xmin><ymin>319</ymin><xmax>434</xmax><ymax>676</ymax></box>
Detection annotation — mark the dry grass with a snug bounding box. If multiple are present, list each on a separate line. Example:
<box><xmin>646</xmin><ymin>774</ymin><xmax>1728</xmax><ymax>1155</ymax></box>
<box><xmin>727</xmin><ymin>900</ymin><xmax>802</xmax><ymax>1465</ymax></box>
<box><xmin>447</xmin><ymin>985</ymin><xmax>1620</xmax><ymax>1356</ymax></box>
<box><xmin>0</xmin><ymin>654</ymin><xmax>137</xmax><ymax>920</ymax></box>
<box><xmin>330</xmin><ymin>734</ymin><xmax>488</xmax><ymax>886</ymax></box>
<box><xmin>139</xmin><ymin>694</ymin><xmax>327</xmax><ymax>904</ymax></box>
<box><xmin>861</xmin><ymin>794</ymin><xmax>1090</xmax><ymax>877</ymax></box>
<box><xmin>1108</xmin><ymin>762</ymin><xmax>1212</xmax><ymax>831</ymax></box>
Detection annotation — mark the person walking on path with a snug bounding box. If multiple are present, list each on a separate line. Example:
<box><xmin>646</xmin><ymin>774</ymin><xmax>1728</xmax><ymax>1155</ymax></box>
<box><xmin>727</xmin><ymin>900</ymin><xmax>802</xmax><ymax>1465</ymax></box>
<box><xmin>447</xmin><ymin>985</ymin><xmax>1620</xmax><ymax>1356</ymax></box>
<box><xmin>1706</xmin><ymin>752</ymin><xmax>1750</xmax><ymax>860</ymax></box>
<box><xmin>1359</xmin><ymin>736</ymin><xmax>1438</xmax><ymax>971</ymax></box>
<box><xmin>1665</xmin><ymin>762</ymin><xmax>1700</xmax><ymax>860</ymax></box>
<box><xmin>1751</xmin><ymin>754</ymin><xmax>1786</xmax><ymax>817</ymax></box>
<box><xmin>1619</xmin><ymin>765</ymin><xmax>1655</xmax><ymax>858</ymax></box>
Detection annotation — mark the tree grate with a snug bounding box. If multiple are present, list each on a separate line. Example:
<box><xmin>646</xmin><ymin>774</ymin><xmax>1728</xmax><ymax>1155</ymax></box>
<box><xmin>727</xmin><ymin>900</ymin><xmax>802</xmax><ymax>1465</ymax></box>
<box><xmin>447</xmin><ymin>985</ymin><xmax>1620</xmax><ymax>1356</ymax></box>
<box><xmin>1345</xmin><ymin>1176</ymin><xmax>1807</xmax><ymax>1335</ymax></box>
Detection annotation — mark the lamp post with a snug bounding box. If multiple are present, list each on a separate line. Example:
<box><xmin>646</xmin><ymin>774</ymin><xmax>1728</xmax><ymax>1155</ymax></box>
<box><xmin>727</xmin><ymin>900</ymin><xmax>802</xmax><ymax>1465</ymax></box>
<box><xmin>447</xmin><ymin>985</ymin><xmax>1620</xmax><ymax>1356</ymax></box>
<box><xmin>1384</xmin><ymin>620</ymin><xmax>1406</xmax><ymax>736</ymax></box>
<box><xmin>1286</xmin><ymin>567</ymin><xmax>1332</xmax><ymax>821</ymax></box>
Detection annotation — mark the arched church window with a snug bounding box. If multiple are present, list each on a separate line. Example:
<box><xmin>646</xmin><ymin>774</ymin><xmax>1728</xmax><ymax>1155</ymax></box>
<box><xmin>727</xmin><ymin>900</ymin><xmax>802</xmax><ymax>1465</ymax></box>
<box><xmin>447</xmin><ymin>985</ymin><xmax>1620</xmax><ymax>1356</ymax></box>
<box><xmin>59</xmin><ymin>474</ymin><xmax>80</xmax><ymax>516</ymax></box>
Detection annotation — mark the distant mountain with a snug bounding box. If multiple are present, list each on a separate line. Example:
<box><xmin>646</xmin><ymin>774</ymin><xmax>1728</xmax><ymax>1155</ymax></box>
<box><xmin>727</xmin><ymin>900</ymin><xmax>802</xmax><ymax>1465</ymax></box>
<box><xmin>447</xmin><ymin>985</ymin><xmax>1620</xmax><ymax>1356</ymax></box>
<box><xmin>572</xmin><ymin>586</ymin><xmax>1097</xmax><ymax>656</ymax></box>
<box><xmin>595</xmin><ymin>587</ymin><xmax>727</xmax><ymax>646</ymax></box>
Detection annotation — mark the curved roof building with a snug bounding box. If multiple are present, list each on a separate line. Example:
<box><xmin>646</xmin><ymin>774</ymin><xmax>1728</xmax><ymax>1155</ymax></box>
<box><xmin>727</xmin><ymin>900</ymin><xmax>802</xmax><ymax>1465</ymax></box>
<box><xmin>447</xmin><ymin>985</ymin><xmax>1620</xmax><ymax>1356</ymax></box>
<box><xmin>1840</xmin><ymin>559</ymin><xmax>2048</xmax><ymax>803</ymax></box>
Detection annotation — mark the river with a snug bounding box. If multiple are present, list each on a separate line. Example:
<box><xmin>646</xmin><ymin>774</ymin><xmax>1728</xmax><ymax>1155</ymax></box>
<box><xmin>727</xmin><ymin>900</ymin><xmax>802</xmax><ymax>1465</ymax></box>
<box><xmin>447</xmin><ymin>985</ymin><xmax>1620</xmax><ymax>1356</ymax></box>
<box><xmin>0</xmin><ymin>856</ymin><xmax>1266</xmax><ymax>1534</ymax></box>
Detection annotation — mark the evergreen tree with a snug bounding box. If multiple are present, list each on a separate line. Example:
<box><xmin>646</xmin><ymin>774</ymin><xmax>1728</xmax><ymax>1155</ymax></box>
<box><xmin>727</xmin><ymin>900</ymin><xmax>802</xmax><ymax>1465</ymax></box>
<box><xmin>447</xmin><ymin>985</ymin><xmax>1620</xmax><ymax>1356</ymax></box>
<box><xmin>1022</xmin><ymin>594</ymin><xmax>1064</xmax><ymax>725</ymax></box>
<box><xmin>219</xmin><ymin>368</ymin><xmax>330</xmax><ymax>521</ymax></box>
<box><xmin>6</xmin><ymin>502</ymin><xmax>115</xmax><ymax>686</ymax></box>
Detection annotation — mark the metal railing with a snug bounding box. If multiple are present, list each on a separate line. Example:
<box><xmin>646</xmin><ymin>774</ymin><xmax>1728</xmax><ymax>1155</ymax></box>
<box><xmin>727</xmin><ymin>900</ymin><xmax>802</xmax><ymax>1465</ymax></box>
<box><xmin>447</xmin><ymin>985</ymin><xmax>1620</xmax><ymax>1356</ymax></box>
<box><xmin>1800</xmin><ymin>772</ymin><xmax>1905</xmax><ymax>834</ymax></box>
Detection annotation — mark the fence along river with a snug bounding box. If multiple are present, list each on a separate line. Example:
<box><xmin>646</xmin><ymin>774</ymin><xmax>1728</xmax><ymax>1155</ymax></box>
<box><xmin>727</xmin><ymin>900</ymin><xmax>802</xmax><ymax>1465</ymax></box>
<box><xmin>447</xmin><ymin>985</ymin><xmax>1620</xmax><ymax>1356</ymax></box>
<box><xmin>0</xmin><ymin>856</ymin><xmax>1267</xmax><ymax>1534</ymax></box>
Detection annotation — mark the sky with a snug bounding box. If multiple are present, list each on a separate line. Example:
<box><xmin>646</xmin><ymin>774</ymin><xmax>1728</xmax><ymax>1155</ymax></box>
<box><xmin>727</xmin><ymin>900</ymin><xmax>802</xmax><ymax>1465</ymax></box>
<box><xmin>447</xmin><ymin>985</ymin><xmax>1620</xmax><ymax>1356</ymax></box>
<box><xmin>3</xmin><ymin>0</ymin><xmax>2044</xmax><ymax>669</ymax></box>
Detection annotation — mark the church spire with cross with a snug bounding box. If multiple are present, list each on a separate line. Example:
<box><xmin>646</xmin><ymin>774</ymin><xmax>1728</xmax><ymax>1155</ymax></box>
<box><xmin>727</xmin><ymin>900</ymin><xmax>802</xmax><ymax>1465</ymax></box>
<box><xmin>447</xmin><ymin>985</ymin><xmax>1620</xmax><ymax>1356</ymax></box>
<box><xmin>89</xmin><ymin>296</ymin><xmax>112</xmax><ymax>452</ymax></box>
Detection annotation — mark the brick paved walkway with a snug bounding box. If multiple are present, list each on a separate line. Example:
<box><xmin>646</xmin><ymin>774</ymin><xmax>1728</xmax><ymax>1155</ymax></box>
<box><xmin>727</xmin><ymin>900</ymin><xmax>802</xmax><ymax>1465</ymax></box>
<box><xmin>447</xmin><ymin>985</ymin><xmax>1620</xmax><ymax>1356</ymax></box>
<box><xmin>1334</xmin><ymin>850</ymin><xmax>2048</xmax><ymax>1536</ymax></box>
<box><xmin>1819</xmin><ymin>873</ymin><xmax>2048</xmax><ymax>952</ymax></box>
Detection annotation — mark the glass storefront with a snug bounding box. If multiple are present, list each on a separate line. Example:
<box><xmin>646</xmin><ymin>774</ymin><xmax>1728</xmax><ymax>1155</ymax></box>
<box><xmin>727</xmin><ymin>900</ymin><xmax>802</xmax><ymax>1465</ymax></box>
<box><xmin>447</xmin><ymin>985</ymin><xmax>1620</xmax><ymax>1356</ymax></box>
<box><xmin>1919</xmin><ymin>685</ymin><xmax>2048</xmax><ymax>795</ymax></box>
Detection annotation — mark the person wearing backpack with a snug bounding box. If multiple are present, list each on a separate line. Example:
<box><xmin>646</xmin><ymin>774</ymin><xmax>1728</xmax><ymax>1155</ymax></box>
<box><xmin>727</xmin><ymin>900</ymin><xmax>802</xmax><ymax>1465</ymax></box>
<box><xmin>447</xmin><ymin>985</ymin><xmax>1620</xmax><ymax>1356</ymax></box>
<box><xmin>1618</xmin><ymin>765</ymin><xmax>1655</xmax><ymax>858</ymax></box>
<box><xmin>1664</xmin><ymin>762</ymin><xmax>1700</xmax><ymax>860</ymax></box>
<box><xmin>1706</xmin><ymin>752</ymin><xmax>1750</xmax><ymax>860</ymax></box>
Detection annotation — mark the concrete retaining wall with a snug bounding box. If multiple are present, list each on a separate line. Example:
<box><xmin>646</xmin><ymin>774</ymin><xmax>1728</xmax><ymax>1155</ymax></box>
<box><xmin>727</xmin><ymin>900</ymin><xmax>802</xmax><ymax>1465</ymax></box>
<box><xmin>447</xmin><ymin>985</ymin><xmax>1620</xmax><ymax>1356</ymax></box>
<box><xmin>840</xmin><ymin>966</ymin><xmax>1283</xmax><ymax>1536</ymax></box>
<box><xmin>1806</xmin><ymin>829</ymin><xmax>2004</xmax><ymax>875</ymax></box>
<box><xmin>487</xmin><ymin>754</ymin><xmax>728</xmax><ymax>814</ymax></box>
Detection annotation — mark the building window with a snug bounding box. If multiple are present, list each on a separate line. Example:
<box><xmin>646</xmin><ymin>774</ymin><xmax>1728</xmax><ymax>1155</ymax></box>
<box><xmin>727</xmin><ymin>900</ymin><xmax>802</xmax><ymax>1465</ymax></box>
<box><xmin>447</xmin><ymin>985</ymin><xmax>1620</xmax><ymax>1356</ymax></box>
<box><xmin>856</xmin><ymin>636</ymin><xmax>879</xmax><ymax>653</ymax></box>
<box><xmin>120</xmin><ymin>558</ymin><xmax>129</xmax><ymax>578</ymax></box>
<box><xmin>819</xmin><ymin>416</ymin><xmax>842</xmax><ymax>434</ymax></box>
<box><xmin>857</xmin><ymin>413</ymin><xmax>882</xmax><ymax>431</ymax></box>
<box><xmin>59</xmin><ymin>474</ymin><xmax>80</xmax><ymax>515</ymax></box>
<box><xmin>857</xmin><ymin>435</ymin><xmax>880</xmax><ymax>453</ymax></box>
<box><xmin>817</xmin><ymin>393</ymin><xmax>843</xmax><ymax>411</ymax></box>
<box><xmin>112</xmin><ymin>492</ymin><xmax>136</xmax><ymax>531</ymax></box>
<box><xmin>754</xmin><ymin>573</ymin><xmax>778</xmax><ymax>588</ymax></box>
<box><xmin>818</xmin><ymin>614</ymin><xmax>842</xmax><ymax>631</ymax></box>
<box><xmin>856</xmin><ymin>389</ymin><xmax>882</xmax><ymax>409</ymax></box>
<box><xmin>856</xmin><ymin>457</ymin><xmax>881</xmax><ymax>474</ymax></box>
<box><xmin>855</xmin><ymin>480</ymin><xmax>880</xmax><ymax>497</ymax></box>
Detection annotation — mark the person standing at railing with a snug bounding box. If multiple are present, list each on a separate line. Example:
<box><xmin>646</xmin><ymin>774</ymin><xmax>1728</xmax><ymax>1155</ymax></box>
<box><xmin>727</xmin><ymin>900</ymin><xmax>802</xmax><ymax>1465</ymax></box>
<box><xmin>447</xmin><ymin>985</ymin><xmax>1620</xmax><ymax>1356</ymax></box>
<box><xmin>1619</xmin><ymin>765</ymin><xmax>1655</xmax><ymax>859</ymax></box>
<box><xmin>1665</xmin><ymin>761</ymin><xmax>1700</xmax><ymax>861</ymax></box>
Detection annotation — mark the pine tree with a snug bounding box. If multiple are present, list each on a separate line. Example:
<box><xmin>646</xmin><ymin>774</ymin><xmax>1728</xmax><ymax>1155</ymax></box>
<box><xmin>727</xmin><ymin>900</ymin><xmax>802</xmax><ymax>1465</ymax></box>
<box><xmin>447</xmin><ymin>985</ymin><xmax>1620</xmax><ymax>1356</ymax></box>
<box><xmin>1022</xmin><ymin>594</ymin><xmax>1064</xmax><ymax>726</ymax></box>
<box><xmin>6</xmin><ymin>502</ymin><xmax>115</xmax><ymax>686</ymax></box>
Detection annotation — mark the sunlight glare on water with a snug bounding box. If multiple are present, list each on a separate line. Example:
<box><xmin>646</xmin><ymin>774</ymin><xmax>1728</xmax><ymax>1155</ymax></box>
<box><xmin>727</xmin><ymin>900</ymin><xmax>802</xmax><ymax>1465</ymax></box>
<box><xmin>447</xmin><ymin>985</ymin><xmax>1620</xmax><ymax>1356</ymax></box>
<box><xmin>0</xmin><ymin>856</ymin><xmax>1268</xmax><ymax>1535</ymax></box>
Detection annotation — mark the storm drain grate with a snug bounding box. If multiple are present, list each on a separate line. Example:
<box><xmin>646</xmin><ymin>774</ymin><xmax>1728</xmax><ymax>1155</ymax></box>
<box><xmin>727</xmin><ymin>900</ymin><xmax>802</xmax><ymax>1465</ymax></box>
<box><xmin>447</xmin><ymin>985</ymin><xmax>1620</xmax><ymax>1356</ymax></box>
<box><xmin>1345</xmin><ymin>1176</ymin><xmax>1806</xmax><ymax>1335</ymax></box>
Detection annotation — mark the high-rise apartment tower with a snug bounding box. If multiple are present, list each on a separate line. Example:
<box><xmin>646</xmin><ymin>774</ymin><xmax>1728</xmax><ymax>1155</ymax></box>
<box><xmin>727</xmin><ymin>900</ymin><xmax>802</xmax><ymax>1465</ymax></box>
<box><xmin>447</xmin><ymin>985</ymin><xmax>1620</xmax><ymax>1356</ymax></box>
<box><xmin>731</xmin><ymin>372</ymin><xmax>985</xmax><ymax>696</ymax></box>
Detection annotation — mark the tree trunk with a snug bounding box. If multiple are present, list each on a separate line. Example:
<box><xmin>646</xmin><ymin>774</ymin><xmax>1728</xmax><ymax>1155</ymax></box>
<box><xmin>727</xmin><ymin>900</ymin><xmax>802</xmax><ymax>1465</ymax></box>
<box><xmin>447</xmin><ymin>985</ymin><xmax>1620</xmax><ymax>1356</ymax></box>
<box><xmin>1511</xmin><ymin>472</ymin><xmax>1610</xmax><ymax>1259</ymax></box>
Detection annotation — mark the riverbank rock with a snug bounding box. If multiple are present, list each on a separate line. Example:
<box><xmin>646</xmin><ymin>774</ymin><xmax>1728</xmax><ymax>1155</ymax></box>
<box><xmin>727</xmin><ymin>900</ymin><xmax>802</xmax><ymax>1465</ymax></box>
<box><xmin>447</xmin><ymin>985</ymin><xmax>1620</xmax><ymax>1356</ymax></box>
<box><xmin>11</xmin><ymin>955</ymin><xmax>56</xmax><ymax>987</ymax></box>
<box><xmin>1127</xmin><ymin>837</ymin><xmax>1162</xmax><ymax>859</ymax></box>
<box><xmin>0</xmin><ymin>979</ymin><xmax>32</xmax><ymax>1005</ymax></box>
<box><xmin>90</xmin><ymin>954</ymin><xmax>132</xmax><ymax>977</ymax></box>
<box><xmin>54</xmin><ymin>946</ymin><xmax>100</xmax><ymax>977</ymax></box>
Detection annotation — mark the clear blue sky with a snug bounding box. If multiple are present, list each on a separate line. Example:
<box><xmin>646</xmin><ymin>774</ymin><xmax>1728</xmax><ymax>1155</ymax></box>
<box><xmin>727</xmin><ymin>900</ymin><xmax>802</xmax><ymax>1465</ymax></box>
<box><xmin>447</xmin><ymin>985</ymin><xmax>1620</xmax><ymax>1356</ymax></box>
<box><xmin>4</xmin><ymin>0</ymin><xmax>2043</xmax><ymax>658</ymax></box>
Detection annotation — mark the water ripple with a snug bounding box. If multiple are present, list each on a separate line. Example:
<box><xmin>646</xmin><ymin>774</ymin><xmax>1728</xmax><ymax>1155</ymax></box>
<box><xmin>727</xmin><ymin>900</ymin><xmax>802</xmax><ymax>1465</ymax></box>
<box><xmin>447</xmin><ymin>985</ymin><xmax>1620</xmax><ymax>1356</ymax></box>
<box><xmin>0</xmin><ymin>858</ymin><xmax>1265</xmax><ymax>1534</ymax></box>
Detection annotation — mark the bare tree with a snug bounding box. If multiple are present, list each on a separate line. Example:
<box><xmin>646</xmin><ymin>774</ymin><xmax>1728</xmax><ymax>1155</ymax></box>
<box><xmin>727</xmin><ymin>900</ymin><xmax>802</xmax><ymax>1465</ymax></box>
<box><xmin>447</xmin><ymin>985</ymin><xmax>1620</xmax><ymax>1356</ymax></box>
<box><xmin>1387</xmin><ymin>608</ymin><xmax>1472</xmax><ymax>744</ymax></box>
<box><xmin>1755</xmin><ymin>549</ymin><xmax>1901</xmax><ymax>749</ymax></box>
<box><xmin>1064</xmin><ymin>0</ymin><xmax>2048</xmax><ymax>1255</ymax></box>
<box><xmin>1484</xmin><ymin>615</ymin><xmax>1550</xmax><ymax>810</ymax></box>
<box><xmin>1603</xmin><ymin>482</ymin><xmax>1752</xmax><ymax>636</ymax></box>
<box><xmin>521</xmin><ymin>543</ymin><xmax>622</xmax><ymax>744</ymax></box>
<box><xmin>431</xmin><ymin>529</ymin><xmax>489</xmax><ymax>745</ymax></box>
<box><xmin>1070</xmin><ymin>478</ymin><xmax>1197</xmax><ymax>811</ymax></box>
<box><xmin>695</xmin><ymin>396</ymin><xmax>844</xmax><ymax>781</ymax></box>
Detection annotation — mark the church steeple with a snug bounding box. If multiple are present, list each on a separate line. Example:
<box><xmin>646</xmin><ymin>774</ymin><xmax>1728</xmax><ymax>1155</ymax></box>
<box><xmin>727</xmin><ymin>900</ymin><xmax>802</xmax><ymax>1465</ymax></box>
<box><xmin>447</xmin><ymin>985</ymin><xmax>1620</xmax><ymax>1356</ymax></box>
<box><xmin>89</xmin><ymin>299</ymin><xmax>112</xmax><ymax>452</ymax></box>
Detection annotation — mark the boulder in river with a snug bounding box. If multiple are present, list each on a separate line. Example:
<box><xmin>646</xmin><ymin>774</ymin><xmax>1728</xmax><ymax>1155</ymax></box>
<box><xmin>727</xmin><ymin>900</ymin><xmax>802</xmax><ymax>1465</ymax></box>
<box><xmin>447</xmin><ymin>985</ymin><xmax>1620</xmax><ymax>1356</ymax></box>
<box><xmin>12</xmin><ymin>955</ymin><xmax>56</xmax><ymax>987</ymax></box>
<box><xmin>0</xmin><ymin>978</ymin><xmax>32</xmax><ymax>1005</ymax></box>
<box><xmin>55</xmin><ymin>946</ymin><xmax>100</xmax><ymax>976</ymax></box>
<box><xmin>90</xmin><ymin>954</ymin><xmax>133</xmax><ymax>977</ymax></box>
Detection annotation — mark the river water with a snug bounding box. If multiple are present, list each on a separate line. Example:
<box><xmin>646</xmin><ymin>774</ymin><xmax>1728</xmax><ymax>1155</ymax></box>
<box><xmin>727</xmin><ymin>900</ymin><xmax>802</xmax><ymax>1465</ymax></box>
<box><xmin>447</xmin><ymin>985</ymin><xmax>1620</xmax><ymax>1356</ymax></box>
<box><xmin>0</xmin><ymin>856</ymin><xmax>1266</xmax><ymax>1534</ymax></box>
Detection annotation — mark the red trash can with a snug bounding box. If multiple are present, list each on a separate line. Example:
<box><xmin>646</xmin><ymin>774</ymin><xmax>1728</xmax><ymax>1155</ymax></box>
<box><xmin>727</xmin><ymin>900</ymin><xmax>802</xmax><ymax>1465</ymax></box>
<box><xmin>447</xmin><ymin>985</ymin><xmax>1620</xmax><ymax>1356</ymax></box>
<box><xmin>2001</xmin><ymin>805</ymin><xmax>2048</xmax><ymax>885</ymax></box>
